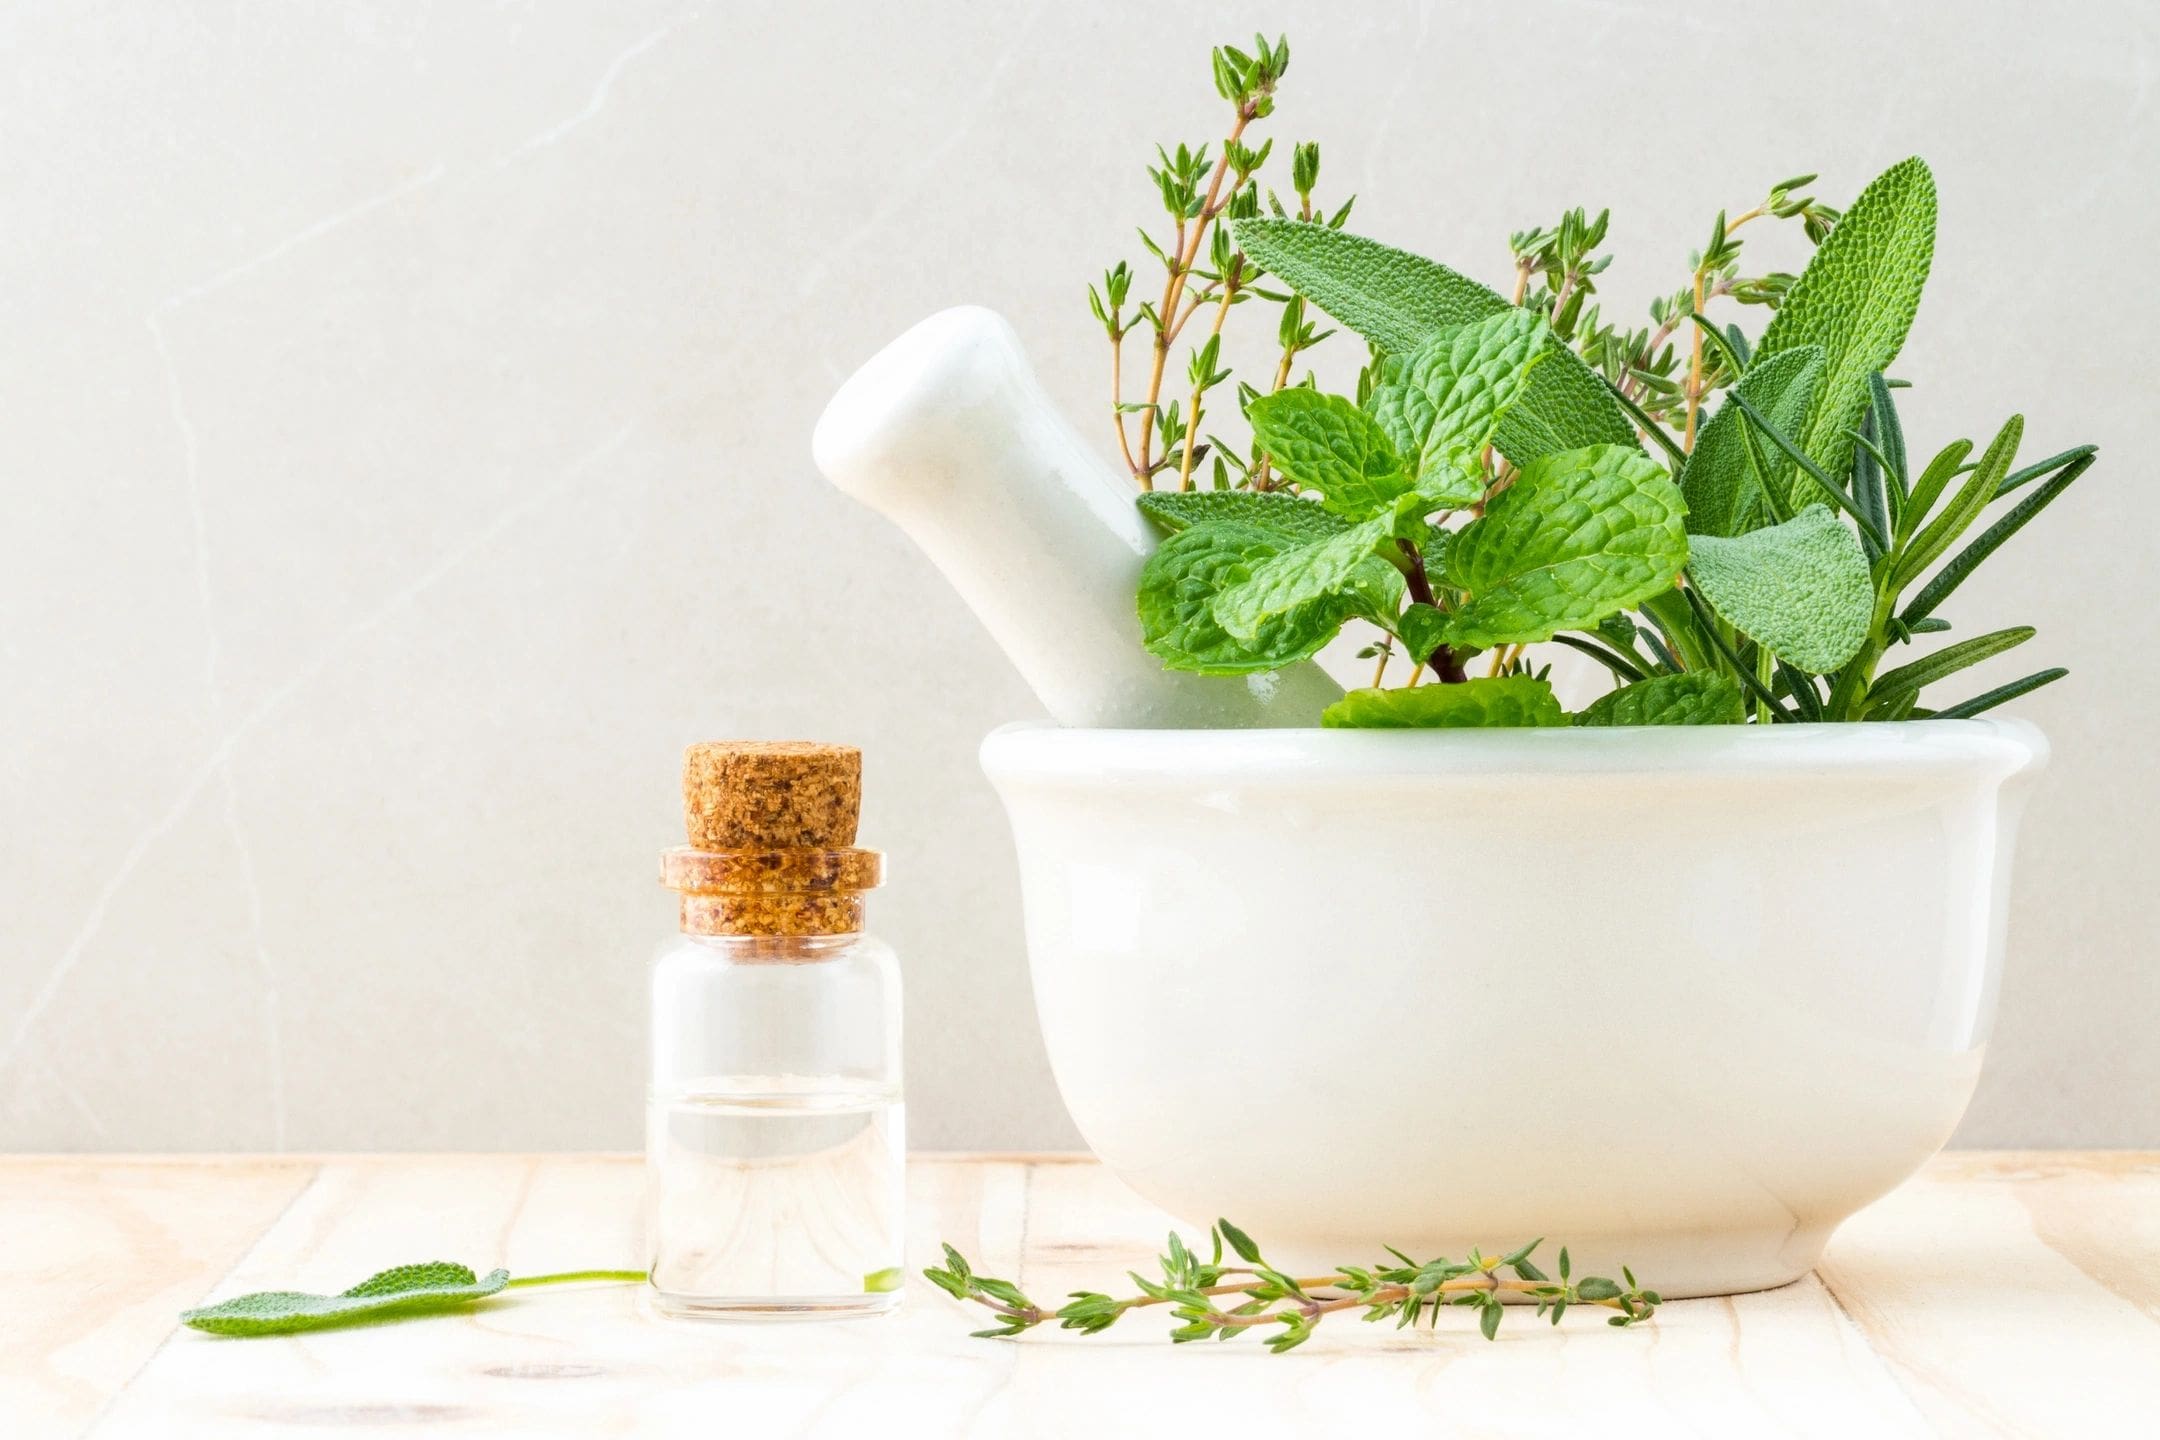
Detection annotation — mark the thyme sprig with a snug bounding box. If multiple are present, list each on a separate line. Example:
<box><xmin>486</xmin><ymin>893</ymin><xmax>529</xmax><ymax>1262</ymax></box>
<box><xmin>1090</xmin><ymin>34</ymin><xmax>1354</xmax><ymax>492</ymax></box>
<box><xmin>926</xmin><ymin>1220</ymin><xmax>1659</xmax><ymax>1353</ymax></box>
<box><xmin>1545</xmin><ymin>175</ymin><xmax>1840</xmax><ymax>433</ymax></box>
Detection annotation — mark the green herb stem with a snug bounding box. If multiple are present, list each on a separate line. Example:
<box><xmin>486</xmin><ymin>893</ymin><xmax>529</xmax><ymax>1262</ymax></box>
<box><xmin>928</xmin><ymin>1224</ymin><xmax>1659</xmax><ymax>1351</ymax></box>
<box><xmin>503</xmin><ymin>1269</ymin><xmax>648</xmax><ymax>1289</ymax></box>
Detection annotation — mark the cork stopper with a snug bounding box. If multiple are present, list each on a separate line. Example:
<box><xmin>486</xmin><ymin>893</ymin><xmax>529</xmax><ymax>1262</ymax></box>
<box><xmin>683</xmin><ymin>740</ymin><xmax>860</xmax><ymax>849</ymax></box>
<box><xmin>664</xmin><ymin>741</ymin><xmax>881</xmax><ymax>939</ymax></box>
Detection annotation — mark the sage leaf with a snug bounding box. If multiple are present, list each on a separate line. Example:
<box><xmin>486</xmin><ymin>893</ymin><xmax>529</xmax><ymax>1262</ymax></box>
<box><xmin>1212</xmin><ymin>502</ymin><xmax>1416</xmax><ymax>642</ymax></box>
<box><xmin>1366</xmin><ymin>310</ymin><xmax>1552</xmax><ymax>505</ymax></box>
<box><xmin>181</xmin><ymin>1262</ymin><xmax>510</xmax><ymax>1337</ymax></box>
<box><xmin>1244</xmin><ymin>387</ymin><xmax>1410</xmax><ymax>518</ymax></box>
<box><xmin>1233</xmin><ymin>219</ymin><xmax>1637</xmax><ymax>466</ymax></box>
<box><xmin>1754</xmin><ymin>157</ymin><xmax>1937</xmax><ymax>483</ymax></box>
<box><xmin>1573</xmin><ymin>672</ymin><xmax>1745</xmax><ymax>727</ymax></box>
<box><xmin>1137</xmin><ymin>489</ymin><xmax>1351</xmax><ymax>544</ymax></box>
<box><xmin>1138</xmin><ymin>522</ymin><xmax>1376</xmax><ymax>674</ymax></box>
<box><xmin>1686</xmin><ymin>505</ymin><xmax>1872</xmax><ymax>673</ymax></box>
<box><xmin>1679</xmin><ymin>346</ymin><xmax>1824</xmax><ymax>536</ymax></box>
<box><xmin>1442</xmin><ymin>444</ymin><xmax>1689</xmax><ymax>647</ymax></box>
<box><xmin>1321</xmin><ymin>675</ymin><xmax>1567</xmax><ymax>729</ymax></box>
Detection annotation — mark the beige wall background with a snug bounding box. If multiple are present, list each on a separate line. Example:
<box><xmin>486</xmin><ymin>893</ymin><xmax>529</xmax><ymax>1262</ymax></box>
<box><xmin>3</xmin><ymin>1</ymin><xmax>2154</xmax><ymax>1153</ymax></box>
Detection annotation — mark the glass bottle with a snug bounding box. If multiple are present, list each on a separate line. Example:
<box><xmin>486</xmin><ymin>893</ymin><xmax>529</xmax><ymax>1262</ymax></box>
<box><xmin>646</xmin><ymin>741</ymin><xmax>903</xmax><ymax>1320</ymax></box>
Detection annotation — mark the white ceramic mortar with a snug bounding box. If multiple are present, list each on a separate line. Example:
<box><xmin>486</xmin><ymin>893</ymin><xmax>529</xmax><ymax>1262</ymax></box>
<box><xmin>982</xmin><ymin>720</ymin><xmax>2047</xmax><ymax>1296</ymax></box>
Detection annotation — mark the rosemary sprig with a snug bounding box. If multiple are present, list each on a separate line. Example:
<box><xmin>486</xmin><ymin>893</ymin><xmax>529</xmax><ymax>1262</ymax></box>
<box><xmin>926</xmin><ymin>1220</ymin><xmax>1659</xmax><ymax>1353</ymax></box>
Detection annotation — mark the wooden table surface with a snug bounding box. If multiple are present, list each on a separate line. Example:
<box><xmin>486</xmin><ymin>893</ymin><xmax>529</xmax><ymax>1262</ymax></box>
<box><xmin>4</xmin><ymin>1152</ymin><xmax>2156</xmax><ymax>1438</ymax></box>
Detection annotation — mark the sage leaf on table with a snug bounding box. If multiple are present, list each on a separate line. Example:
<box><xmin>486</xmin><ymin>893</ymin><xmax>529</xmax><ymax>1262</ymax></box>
<box><xmin>181</xmin><ymin>1263</ymin><xmax>645</xmax><ymax>1338</ymax></box>
<box><xmin>182</xmin><ymin>1262</ymin><xmax>511</xmax><ymax>1337</ymax></box>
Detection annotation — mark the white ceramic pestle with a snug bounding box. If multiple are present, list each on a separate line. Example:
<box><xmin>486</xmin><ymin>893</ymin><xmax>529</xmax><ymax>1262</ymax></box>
<box><xmin>812</xmin><ymin>306</ymin><xmax>1342</xmax><ymax>729</ymax></box>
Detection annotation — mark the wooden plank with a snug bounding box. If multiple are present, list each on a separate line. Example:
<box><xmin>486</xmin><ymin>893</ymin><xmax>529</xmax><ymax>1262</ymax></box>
<box><xmin>92</xmin><ymin>1155</ymin><xmax>1037</xmax><ymax>1439</ymax></box>
<box><xmin>0</xmin><ymin>1156</ymin><xmax>318</xmax><ymax>1437</ymax></box>
<box><xmin>0</xmin><ymin>1153</ymin><xmax>2144</xmax><ymax>1437</ymax></box>
<box><xmin>1819</xmin><ymin>1152</ymin><xmax>2160</xmax><ymax>1439</ymax></box>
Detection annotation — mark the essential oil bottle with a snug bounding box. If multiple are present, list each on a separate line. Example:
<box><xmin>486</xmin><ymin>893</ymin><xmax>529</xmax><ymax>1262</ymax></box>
<box><xmin>646</xmin><ymin>741</ymin><xmax>903</xmax><ymax>1320</ymax></box>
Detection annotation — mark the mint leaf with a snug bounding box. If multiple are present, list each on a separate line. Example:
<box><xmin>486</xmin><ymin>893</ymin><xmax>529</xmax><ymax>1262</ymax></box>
<box><xmin>1212</xmin><ymin>503</ymin><xmax>1415</xmax><ymax>643</ymax></box>
<box><xmin>1138</xmin><ymin>522</ymin><xmax>1366</xmax><ymax>674</ymax></box>
<box><xmin>1754</xmin><ymin>157</ymin><xmax>1936</xmax><ymax>484</ymax></box>
<box><xmin>1367</xmin><ymin>311</ymin><xmax>1551</xmax><ymax>505</ymax></box>
<box><xmin>1137</xmin><ymin>489</ymin><xmax>1350</xmax><ymax>544</ymax></box>
<box><xmin>1245</xmin><ymin>387</ymin><xmax>1410</xmax><ymax>518</ymax></box>
<box><xmin>1573</xmin><ymin>672</ymin><xmax>1744</xmax><ymax>727</ymax></box>
<box><xmin>1686</xmin><ymin>505</ymin><xmax>1872</xmax><ymax>673</ymax></box>
<box><xmin>1322</xmin><ymin>676</ymin><xmax>1566</xmax><ymax>729</ymax></box>
<box><xmin>1417</xmin><ymin>526</ymin><xmax>1451</xmax><ymax>584</ymax></box>
<box><xmin>1395</xmin><ymin>602</ymin><xmax>1450</xmax><ymax>667</ymax></box>
<box><xmin>1680</xmin><ymin>346</ymin><xmax>1824</xmax><ymax>535</ymax></box>
<box><xmin>181</xmin><ymin>1262</ymin><xmax>511</xmax><ymax>1337</ymax></box>
<box><xmin>1233</xmin><ymin>219</ymin><xmax>1637</xmax><ymax>467</ymax></box>
<box><xmin>1442</xmin><ymin>444</ymin><xmax>1689</xmax><ymax>646</ymax></box>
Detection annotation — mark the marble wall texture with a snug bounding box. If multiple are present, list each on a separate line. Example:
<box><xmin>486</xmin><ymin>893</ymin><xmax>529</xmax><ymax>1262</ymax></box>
<box><xmin>3</xmin><ymin>1</ymin><xmax>2154</xmax><ymax>1151</ymax></box>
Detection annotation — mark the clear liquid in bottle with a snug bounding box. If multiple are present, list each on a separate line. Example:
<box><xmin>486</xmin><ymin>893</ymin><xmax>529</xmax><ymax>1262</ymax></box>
<box><xmin>646</xmin><ymin>1075</ymin><xmax>905</xmax><ymax>1319</ymax></box>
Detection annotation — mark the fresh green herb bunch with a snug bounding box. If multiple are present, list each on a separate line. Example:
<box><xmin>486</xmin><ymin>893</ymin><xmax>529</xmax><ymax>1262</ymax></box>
<box><xmin>927</xmin><ymin>1220</ymin><xmax>1658</xmax><ymax>1352</ymax></box>
<box><xmin>1108</xmin><ymin>38</ymin><xmax>2095</xmax><ymax>727</ymax></box>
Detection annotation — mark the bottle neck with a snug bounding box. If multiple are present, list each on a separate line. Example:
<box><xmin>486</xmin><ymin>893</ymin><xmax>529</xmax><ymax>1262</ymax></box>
<box><xmin>683</xmin><ymin>931</ymin><xmax>864</xmax><ymax>963</ymax></box>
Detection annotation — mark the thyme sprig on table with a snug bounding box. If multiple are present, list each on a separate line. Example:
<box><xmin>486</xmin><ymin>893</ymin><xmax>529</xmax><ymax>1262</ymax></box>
<box><xmin>927</xmin><ymin>1220</ymin><xmax>1659</xmax><ymax>1353</ymax></box>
